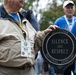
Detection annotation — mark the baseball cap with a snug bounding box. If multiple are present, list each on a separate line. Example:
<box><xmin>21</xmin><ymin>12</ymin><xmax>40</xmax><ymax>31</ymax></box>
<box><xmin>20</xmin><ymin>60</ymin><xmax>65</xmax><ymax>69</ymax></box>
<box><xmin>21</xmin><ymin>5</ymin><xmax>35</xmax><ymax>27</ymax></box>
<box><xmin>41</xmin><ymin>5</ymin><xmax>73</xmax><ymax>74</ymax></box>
<box><xmin>63</xmin><ymin>0</ymin><xmax>74</xmax><ymax>8</ymax></box>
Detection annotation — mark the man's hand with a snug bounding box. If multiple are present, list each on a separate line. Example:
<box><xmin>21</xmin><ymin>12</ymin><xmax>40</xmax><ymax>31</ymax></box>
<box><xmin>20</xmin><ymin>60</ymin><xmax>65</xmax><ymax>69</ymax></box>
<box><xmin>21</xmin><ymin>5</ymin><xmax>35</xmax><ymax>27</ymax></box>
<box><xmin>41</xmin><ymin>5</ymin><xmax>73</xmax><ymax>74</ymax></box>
<box><xmin>44</xmin><ymin>25</ymin><xmax>59</xmax><ymax>34</ymax></box>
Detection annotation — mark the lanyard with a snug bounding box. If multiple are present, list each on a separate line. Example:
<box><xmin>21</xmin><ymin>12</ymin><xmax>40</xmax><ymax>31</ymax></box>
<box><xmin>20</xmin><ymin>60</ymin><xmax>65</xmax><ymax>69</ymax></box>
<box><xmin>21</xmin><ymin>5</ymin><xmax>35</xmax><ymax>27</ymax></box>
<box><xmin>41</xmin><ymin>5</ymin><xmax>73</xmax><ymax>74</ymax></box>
<box><xmin>5</xmin><ymin>8</ymin><xmax>26</xmax><ymax>39</ymax></box>
<box><xmin>17</xmin><ymin>13</ymin><xmax>26</xmax><ymax>39</ymax></box>
<box><xmin>9</xmin><ymin>13</ymin><xmax>26</xmax><ymax>39</ymax></box>
<box><xmin>64</xmin><ymin>15</ymin><xmax>74</xmax><ymax>31</ymax></box>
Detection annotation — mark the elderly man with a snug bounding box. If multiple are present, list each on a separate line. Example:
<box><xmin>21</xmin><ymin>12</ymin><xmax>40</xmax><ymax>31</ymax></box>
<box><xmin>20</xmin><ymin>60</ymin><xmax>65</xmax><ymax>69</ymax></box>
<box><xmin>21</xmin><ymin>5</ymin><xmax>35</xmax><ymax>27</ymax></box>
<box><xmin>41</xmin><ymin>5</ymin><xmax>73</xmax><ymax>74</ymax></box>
<box><xmin>54</xmin><ymin>0</ymin><xmax>76</xmax><ymax>75</ymax></box>
<box><xmin>0</xmin><ymin>0</ymin><xmax>59</xmax><ymax>75</ymax></box>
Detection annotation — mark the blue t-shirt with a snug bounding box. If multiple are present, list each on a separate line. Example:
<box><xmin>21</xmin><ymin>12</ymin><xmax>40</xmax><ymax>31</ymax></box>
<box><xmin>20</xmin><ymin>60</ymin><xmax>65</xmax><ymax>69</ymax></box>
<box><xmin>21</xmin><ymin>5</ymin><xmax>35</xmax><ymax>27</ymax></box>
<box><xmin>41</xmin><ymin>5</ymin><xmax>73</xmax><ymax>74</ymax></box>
<box><xmin>54</xmin><ymin>16</ymin><xmax>76</xmax><ymax>31</ymax></box>
<box><xmin>10</xmin><ymin>13</ymin><xmax>20</xmax><ymax>23</ymax></box>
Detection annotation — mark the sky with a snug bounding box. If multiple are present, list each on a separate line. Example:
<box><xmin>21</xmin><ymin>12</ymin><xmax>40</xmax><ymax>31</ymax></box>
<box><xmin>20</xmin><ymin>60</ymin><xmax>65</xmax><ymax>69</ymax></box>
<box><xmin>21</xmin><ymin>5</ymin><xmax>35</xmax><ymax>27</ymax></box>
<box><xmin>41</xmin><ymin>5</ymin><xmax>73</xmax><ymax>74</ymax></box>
<box><xmin>39</xmin><ymin>0</ymin><xmax>52</xmax><ymax>9</ymax></box>
<box><xmin>39</xmin><ymin>0</ymin><xmax>62</xmax><ymax>9</ymax></box>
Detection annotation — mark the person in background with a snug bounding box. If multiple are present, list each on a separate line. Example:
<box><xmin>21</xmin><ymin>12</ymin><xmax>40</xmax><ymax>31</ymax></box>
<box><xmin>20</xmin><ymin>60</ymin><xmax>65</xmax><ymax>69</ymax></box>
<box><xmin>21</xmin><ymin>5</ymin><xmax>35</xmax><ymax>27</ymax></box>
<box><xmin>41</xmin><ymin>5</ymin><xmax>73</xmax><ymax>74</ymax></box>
<box><xmin>54</xmin><ymin>0</ymin><xmax>76</xmax><ymax>75</ymax></box>
<box><xmin>42</xmin><ymin>60</ymin><xmax>53</xmax><ymax>75</ymax></box>
<box><xmin>0</xmin><ymin>0</ymin><xmax>59</xmax><ymax>75</ymax></box>
<box><xmin>34</xmin><ymin>51</ymin><xmax>43</xmax><ymax>75</ymax></box>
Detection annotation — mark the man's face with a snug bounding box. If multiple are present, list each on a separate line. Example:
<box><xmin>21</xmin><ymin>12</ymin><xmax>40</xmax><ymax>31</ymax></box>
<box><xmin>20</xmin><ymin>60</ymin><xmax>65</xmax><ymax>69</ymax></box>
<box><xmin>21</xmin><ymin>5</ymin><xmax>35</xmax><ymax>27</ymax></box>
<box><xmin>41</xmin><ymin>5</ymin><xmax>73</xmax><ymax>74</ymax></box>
<box><xmin>63</xmin><ymin>4</ymin><xmax>75</xmax><ymax>18</ymax></box>
<box><xmin>9</xmin><ymin>0</ymin><xmax>24</xmax><ymax>9</ymax></box>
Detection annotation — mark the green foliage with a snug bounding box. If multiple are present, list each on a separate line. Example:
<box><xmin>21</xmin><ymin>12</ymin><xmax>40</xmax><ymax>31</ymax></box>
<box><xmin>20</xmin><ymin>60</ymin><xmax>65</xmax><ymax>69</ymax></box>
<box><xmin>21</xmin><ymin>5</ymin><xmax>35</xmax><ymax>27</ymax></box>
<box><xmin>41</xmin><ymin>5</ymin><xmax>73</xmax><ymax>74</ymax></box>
<box><xmin>23</xmin><ymin>0</ymin><xmax>35</xmax><ymax>10</ymax></box>
<box><xmin>39</xmin><ymin>4</ymin><xmax>64</xmax><ymax>30</ymax></box>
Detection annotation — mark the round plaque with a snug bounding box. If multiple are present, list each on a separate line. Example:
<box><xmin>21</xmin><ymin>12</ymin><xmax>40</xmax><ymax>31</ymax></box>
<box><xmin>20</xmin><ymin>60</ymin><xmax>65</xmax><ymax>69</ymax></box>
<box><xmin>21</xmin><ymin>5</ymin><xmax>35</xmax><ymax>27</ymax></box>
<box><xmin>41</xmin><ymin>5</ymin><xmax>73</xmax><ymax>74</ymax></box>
<box><xmin>41</xmin><ymin>29</ymin><xmax>76</xmax><ymax>66</ymax></box>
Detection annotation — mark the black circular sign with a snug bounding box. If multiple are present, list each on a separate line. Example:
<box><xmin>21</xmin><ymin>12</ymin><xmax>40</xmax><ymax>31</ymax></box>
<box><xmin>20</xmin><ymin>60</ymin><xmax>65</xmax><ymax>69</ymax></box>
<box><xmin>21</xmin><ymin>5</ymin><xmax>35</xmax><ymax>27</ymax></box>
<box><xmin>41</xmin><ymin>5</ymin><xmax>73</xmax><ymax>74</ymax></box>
<box><xmin>41</xmin><ymin>29</ymin><xmax>76</xmax><ymax>66</ymax></box>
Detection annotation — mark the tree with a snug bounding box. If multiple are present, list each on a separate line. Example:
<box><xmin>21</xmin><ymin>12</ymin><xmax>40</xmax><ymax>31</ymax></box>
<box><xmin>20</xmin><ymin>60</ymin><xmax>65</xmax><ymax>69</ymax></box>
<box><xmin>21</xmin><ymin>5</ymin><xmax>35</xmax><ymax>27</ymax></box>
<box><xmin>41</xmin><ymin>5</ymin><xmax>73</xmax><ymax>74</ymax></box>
<box><xmin>23</xmin><ymin>0</ymin><xmax>36</xmax><ymax>10</ymax></box>
<box><xmin>39</xmin><ymin>0</ymin><xmax>63</xmax><ymax>30</ymax></box>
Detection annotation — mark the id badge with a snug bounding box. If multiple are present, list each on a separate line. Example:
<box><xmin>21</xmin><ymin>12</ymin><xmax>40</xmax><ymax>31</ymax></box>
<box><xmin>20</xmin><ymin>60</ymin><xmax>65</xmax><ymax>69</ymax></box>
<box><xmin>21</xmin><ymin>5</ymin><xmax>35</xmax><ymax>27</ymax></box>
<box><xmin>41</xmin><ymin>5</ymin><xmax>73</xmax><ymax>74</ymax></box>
<box><xmin>21</xmin><ymin>40</ymin><xmax>32</xmax><ymax>58</ymax></box>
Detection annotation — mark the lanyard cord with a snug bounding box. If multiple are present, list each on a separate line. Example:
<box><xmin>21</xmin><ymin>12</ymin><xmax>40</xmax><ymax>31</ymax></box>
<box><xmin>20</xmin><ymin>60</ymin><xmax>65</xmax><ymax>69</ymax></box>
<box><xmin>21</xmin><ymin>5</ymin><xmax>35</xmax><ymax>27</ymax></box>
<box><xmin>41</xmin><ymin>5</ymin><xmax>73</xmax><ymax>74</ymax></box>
<box><xmin>9</xmin><ymin>13</ymin><xmax>26</xmax><ymax>39</ymax></box>
<box><xmin>64</xmin><ymin>15</ymin><xmax>74</xmax><ymax>31</ymax></box>
<box><xmin>17</xmin><ymin>13</ymin><xmax>26</xmax><ymax>39</ymax></box>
